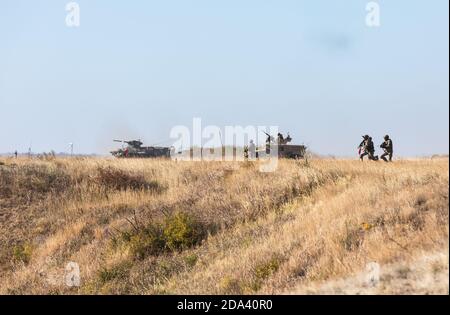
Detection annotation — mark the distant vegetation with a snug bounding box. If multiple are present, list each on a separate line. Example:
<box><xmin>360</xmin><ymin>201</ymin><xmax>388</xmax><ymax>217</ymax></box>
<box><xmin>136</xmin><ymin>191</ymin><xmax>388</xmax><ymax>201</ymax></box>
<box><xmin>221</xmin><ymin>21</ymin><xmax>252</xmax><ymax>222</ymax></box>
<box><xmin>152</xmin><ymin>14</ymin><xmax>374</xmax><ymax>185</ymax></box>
<box><xmin>0</xmin><ymin>157</ymin><xmax>448</xmax><ymax>294</ymax></box>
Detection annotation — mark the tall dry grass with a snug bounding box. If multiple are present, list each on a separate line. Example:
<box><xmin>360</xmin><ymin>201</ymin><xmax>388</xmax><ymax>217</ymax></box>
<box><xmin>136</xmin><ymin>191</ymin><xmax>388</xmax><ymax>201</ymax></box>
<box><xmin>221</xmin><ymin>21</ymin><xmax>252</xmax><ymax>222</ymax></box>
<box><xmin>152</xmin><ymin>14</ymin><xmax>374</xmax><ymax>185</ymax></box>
<box><xmin>0</xmin><ymin>156</ymin><xmax>448</xmax><ymax>294</ymax></box>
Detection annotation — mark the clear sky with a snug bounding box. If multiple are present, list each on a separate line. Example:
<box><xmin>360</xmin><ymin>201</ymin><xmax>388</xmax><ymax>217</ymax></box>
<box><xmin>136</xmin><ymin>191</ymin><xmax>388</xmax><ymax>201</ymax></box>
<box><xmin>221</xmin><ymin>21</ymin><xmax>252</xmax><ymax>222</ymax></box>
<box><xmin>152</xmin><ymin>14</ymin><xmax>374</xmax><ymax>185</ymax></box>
<box><xmin>0</xmin><ymin>0</ymin><xmax>448</xmax><ymax>156</ymax></box>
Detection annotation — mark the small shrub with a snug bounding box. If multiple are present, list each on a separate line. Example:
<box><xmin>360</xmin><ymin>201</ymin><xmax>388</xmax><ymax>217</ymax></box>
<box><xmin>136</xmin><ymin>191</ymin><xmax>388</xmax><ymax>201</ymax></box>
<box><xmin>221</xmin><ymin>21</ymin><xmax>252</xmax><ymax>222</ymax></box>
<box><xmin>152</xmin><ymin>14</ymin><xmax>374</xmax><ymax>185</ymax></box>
<box><xmin>414</xmin><ymin>195</ymin><xmax>429</xmax><ymax>212</ymax></box>
<box><xmin>163</xmin><ymin>213</ymin><xmax>205</xmax><ymax>251</ymax></box>
<box><xmin>254</xmin><ymin>257</ymin><xmax>280</xmax><ymax>281</ymax></box>
<box><xmin>184</xmin><ymin>253</ymin><xmax>198</xmax><ymax>268</ymax></box>
<box><xmin>12</xmin><ymin>243</ymin><xmax>33</xmax><ymax>264</ymax></box>
<box><xmin>361</xmin><ymin>222</ymin><xmax>373</xmax><ymax>231</ymax></box>
<box><xmin>128</xmin><ymin>225</ymin><xmax>165</xmax><ymax>260</ymax></box>
<box><xmin>248</xmin><ymin>257</ymin><xmax>281</xmax><ymax>292</ymax></box>
<box><xmin>115</xmin><ymin>212</ymin><xmax>207</xmax><ymax>260</ymax></box>
<box><xmin>406</xmin><ymin>211</ymin><xmax>425</xmax><ymax>231</ymax></box>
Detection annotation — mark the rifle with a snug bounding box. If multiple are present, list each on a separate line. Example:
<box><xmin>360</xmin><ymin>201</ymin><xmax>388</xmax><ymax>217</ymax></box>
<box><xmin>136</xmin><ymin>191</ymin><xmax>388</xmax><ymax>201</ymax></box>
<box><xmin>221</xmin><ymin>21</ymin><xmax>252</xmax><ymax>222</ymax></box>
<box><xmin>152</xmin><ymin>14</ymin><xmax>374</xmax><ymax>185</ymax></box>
<box><xmin>262</xmin><ymin>131</ymin><xmax>274</xmax><ymax>143</ymax></box>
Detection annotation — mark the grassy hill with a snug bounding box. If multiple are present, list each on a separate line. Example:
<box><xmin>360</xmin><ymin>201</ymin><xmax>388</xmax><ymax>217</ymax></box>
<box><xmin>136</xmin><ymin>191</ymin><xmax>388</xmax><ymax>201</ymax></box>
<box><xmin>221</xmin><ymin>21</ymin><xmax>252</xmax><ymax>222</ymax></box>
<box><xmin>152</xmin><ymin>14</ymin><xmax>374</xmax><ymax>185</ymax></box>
<box><xmin>0</xmin><ymin>157</ymin><xmax>448</xmax><ymax>294</ymax></box>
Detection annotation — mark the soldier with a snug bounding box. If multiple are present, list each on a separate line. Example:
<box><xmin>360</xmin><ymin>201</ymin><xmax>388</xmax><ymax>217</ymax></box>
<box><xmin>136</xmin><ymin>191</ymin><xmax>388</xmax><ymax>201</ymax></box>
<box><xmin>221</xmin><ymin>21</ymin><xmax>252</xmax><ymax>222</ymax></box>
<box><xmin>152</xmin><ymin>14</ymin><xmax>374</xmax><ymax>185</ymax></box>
<box><xmin>277</xmin><ymin>133</ymin><xmax>285</xmax><ymax>144</ymax></box>
<box><xmin>380</xmin><ymin>135</ymin><xmax>393</xmax><ymax>162</ymax></box>
<box><xmin>265</xmin><ymin>133</ymin><xmax>274</xmax><ymax>144</ymax></box>
<box><xmin>367</xmin><ymin>137</ymin><xmax>379</xmax><ymax>161</ymax></box>
<box><xmin>14</xmin><ymin>150</ymin><xmax>18</xmax><ymax>159</ymax></box>
<box><xmin>285</xmin><ymin>133</ymin><xmax>292</xmax><ymax>144</ymax></box>
<box><xmin>358</xmin><ymin>135</ymin><xmax>369</xmax><ymax>161</ymax></box>
<box><xmin>264</xmin><ymin>132</ymin><xmax>274</xmax><ymax>154</ymax></box>
<box><xmin>358</xmin><ymin>135</ymin><xmax>378</xmax><ymax>161</ymax></box>
<box><xmin>243</xmin><ymin>145</ymin><xmax>249</xmax><ymax>159</ymax></box>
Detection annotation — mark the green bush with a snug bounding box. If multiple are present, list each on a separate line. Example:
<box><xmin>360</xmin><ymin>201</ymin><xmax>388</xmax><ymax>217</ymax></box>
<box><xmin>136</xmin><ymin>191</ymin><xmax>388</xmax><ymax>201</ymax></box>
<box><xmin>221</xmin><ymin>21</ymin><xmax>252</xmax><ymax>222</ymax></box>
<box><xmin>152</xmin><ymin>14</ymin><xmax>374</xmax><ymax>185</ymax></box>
<box><xmin>115</xmin><ymin>212</ymin><xmax>206</xmax><ymax>261</ymax></box>
<box><xmin>248</xmin><ymin>257</ymin><xmax>281</xmax><ymax>292</ymax></box>
<box><xmin>254</xmin><ymin>257</ymin><xmax>280</xmax><ymax>280</ymax></box>
<box><xmin>163</xmin><ymin>213</ymin><xmax>205</xmax><ymax>251</ymax></box>
<box><xmin>128</xmin><ymin>225</ymin><xmax>165</xmax><ymax>260</ymax></box>
<box><xmin>184</xmin><ymin>253</ymin><xmax>198</xmax><ymax>268</ymax></box>
<box><xmin>12</xmin><ymin>243</ymin><xmax>33</xmax><ymax>264</ymax></box>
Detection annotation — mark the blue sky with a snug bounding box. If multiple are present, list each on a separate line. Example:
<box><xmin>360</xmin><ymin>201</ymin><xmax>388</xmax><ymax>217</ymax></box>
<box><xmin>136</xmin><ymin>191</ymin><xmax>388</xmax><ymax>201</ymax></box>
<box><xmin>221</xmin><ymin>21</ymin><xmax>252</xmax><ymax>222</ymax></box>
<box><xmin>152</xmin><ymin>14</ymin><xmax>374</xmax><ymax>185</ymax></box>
<box><xmin>0</xmin><ymin>0</ymin><xmax>448</xmax><ymax>156</ymax></box>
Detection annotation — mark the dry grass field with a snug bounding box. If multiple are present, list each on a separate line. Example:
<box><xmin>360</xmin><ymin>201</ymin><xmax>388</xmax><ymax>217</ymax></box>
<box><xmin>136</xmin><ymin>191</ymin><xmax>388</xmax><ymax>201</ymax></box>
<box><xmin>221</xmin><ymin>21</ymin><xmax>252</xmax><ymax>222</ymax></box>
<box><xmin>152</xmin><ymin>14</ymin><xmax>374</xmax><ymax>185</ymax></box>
<box><xmin>0</xmin><ymin>156</ymin><xmax>448</xmax><ymax>294</ymax></box>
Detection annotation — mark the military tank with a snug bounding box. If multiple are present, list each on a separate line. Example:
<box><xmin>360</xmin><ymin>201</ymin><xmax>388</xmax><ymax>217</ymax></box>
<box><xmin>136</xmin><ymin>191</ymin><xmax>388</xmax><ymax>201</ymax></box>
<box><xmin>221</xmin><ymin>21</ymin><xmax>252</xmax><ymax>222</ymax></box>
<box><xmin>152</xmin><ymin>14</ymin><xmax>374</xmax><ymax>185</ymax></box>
<box><xmin>261</xmin><ymin>132</ymin><xmax>307</xmax><ymax>159</ymax></box>
<box><xmin>110</xmin><ymin>140</ymin><xmax>172</xmax><ymax>158</ymax></box>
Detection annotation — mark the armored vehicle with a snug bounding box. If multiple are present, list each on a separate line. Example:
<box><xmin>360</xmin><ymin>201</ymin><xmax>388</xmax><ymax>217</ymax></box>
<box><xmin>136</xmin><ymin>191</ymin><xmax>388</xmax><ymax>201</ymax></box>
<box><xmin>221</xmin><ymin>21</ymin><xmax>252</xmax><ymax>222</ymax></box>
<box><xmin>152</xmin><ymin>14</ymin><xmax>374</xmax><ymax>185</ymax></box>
<box><xmin>261</xmin><ymin>132</ymin><xmax>307</xmax><ymax>159</ymax></box>
<box><xmin>111</xmin><ymin>140</ymin><xmax>172</xmax><ymax>158</ymax></box>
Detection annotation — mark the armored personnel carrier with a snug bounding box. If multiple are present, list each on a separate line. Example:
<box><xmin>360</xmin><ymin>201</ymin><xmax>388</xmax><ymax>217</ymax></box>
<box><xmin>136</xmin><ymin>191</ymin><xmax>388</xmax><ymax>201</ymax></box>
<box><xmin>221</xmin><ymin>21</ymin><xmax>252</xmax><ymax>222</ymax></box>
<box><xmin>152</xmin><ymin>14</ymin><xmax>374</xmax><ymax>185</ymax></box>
<box><xmin>110</xmin><ymin>140</ymin><xmax>172</xmax><ymax>158</ymax></box>
<box><xmin>262</xmin><ymin>132</ymin><xmax>307</xmax><ymax>159</ymax></box>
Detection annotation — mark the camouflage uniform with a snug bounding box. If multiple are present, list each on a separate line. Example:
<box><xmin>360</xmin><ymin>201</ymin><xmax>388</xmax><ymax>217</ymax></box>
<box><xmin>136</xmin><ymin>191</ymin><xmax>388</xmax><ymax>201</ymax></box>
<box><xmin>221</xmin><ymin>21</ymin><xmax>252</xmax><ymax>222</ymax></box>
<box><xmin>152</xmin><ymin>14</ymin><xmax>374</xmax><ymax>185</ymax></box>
<box><xmin>277</xmin><ymin>133</ymin><xmax>286</xmax><ymax>145</ymax></box>
<box><xmin>243</xmin><ymin>145</ymin><xmax>249</xmax><ymax>159</ymax></box>
<box><xmin>366</xmin><ymin>137</ymin><xmax>379</xmax><ymax>161</ymax></box>
<box><xmin>359</xmin><ymin>135</ymin><xmax>369</xmax><ymax>161</ymax></box>
<box><xmin>359</xmin><ymin>135</ymin><xmax>378</xmax><ymax>161</ymax></box>
<box><xmin>380</xmin><ymin>135</ymin><xmax>393</xmax><ymax>162</ymax></box>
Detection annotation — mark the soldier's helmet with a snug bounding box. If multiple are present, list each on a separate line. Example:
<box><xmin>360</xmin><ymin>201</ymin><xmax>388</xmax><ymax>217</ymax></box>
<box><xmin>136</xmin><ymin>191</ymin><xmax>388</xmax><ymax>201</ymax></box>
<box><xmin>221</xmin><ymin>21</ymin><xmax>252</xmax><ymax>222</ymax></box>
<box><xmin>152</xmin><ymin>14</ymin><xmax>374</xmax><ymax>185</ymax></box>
<box><xmin>384</xmin><ymin>135</ymin><xmax>390</xmax><ymax>140</ymax></box>
<box><xmin>363</xmin><ymin>135</ymin><xmax>369</xmax><ymax>140</ymax></box>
